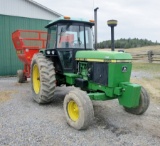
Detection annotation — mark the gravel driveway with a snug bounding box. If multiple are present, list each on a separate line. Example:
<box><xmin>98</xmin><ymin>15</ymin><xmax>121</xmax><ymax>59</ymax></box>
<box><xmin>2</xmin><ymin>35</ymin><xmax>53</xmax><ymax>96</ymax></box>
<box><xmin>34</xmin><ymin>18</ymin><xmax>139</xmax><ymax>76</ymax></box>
<box><xmin>0</xmin><ymin>76</ymin><xmax>160</xmax><ymax>146</ymax></box>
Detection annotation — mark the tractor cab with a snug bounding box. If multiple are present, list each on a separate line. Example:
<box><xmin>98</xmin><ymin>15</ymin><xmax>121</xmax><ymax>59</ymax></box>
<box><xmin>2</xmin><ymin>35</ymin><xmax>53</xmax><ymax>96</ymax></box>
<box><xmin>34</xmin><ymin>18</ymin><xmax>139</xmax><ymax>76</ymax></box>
<box><xmin>45</xmin><ymin>16</ymin><xmax>94</xmax><ymax>73</ymax></box>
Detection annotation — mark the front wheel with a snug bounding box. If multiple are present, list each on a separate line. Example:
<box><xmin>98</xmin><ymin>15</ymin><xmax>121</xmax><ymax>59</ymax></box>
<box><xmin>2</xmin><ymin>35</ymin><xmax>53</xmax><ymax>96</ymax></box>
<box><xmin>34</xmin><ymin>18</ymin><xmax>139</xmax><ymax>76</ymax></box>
<box><xmin>124</xmin><ymin>87</ymin><xmax>150</xmax><ymax>115</ymax></box>
<box><xmin>63</xmin><ymin>89</ymin><xmax>94</xmax><ymax>130</ymax></box>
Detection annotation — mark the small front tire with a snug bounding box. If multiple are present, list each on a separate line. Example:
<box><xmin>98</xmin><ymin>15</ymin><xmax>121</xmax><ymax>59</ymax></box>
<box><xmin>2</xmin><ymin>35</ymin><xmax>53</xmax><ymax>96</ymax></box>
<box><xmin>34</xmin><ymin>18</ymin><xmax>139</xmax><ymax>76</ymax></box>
<box><xmin>124</xmin><ymin>87</ymin><xmax>150</xmax><ymax>115</ymax></box>
<box><xmin>64</xmin><ymin>89</ymin><xmax>94</xmax><ymax>130</ymax></box>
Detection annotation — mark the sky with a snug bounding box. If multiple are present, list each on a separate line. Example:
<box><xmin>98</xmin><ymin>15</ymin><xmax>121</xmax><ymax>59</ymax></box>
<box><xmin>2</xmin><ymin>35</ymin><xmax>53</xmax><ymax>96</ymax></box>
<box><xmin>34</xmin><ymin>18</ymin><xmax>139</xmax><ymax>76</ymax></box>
<box><xmin>35</xmin><ymin>0</ymin><xmax>160</xmax><ymax>43</ymax></box>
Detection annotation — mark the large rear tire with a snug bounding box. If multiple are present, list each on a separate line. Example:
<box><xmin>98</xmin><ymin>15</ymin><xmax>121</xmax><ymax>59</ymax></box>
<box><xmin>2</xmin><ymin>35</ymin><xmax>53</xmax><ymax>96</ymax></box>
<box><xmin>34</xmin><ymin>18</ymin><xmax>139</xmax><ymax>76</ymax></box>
<box><xmin>31</xmin><ymin>53</ymin><xmax>56</xmax><ymax>104</ymax></box>
<box><xmin>64</xmin><ymin>89</ymin><xmax>94</xmax><ymax>130</ymax></box>
<box><xmin>124</xmin><ymin>87</ymin><xmax>150</xmax><ymax>115</ymax></box>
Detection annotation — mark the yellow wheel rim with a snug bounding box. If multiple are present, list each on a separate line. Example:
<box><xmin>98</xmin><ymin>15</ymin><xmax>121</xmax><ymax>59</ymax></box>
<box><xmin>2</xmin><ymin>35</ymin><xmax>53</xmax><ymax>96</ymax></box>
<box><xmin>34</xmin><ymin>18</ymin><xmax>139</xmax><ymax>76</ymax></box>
<box><xmin>68</xmin><ymin>100</ymin><xmax>79</xmax><ymax>121</ymax></box>
<box><xmin>33</xmin><ymin>64</ymin><xmax>40</xmax><ymax>94</ymax></box>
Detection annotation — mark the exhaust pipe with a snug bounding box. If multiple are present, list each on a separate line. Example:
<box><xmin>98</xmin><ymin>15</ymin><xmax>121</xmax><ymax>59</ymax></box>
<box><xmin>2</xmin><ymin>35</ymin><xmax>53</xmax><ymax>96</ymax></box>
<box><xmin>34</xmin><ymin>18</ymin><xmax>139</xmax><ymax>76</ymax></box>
<box><xmin>94</xmin><ymin>7</ymin><xmax>99</xmax><ymax>50</ymax></box>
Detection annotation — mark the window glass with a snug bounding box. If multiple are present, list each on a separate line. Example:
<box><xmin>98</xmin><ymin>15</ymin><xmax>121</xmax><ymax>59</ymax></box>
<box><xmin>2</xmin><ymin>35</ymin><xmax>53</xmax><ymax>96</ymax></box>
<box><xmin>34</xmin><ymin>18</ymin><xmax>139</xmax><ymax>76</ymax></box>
<box><xmin>57</xmin><ymin>24</ymin><xmax>85</xmax><ymax>49</ymax></box>
<box><xmin>47</xmin><ymin>23</ymin><xmax>93</xmax><ymax>49</ymax></box>
<box><xmin>85</xmin><ymin>25</ymin><xmax>93</xmax><ymax>49</ymax></box>
<box><xmin>58</xmin><ymin>51</ymin><xmax>72</xmax><ymax>68</ymax></box>
<box><xmin>47</xmin><ymin>25</ymin><xmax>57</xmax><ymax>49</ymax></box>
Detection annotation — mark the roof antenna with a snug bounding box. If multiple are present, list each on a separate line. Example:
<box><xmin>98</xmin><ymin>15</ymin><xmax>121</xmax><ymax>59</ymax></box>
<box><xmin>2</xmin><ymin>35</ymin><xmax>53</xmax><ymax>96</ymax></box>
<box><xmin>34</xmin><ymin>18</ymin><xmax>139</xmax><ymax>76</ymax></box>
<box><xmin>107</xmin><ymin>20</ymin><xmax>118</xmax><ymax>51</ymax></box>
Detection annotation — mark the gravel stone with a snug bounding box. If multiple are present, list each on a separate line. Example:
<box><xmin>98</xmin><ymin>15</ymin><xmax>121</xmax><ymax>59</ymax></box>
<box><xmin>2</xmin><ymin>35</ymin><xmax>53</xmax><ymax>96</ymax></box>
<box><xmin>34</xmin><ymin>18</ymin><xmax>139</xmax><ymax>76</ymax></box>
<box><xmin>0</xmin><ymin>77</ymin><xmax>160</xmax><ymax>146</ymax></box>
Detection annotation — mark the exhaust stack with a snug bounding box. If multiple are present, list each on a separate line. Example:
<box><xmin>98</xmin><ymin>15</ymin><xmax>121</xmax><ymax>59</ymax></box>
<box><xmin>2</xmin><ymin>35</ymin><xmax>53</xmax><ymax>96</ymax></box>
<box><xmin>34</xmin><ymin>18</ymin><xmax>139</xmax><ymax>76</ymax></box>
<box><xmin>94</xmin><ymin>7</ymin><xmax>99</xmax><ymax>50</ymax></box>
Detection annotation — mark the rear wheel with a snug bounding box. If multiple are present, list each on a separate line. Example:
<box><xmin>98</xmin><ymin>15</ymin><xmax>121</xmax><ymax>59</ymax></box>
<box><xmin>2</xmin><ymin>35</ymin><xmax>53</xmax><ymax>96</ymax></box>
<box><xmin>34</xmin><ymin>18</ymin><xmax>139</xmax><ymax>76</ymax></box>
<box><xmin>124</xmin><ymin>87</ymin><xmax>150</xmax><ymax>115</ymax></box>
<box><xmin>31</xmin><ymin>53</ymin><xmax>56</xmax><ymax>104</ymax></box>
<box><xmin>64</xmin><ymin>89</ymin><xmax>94</xmax><ymax>130</ymax></box>
<box><xmin>17</xmin><ymin>70</ymin><xmax>26</xmax><ymax>83</ymax></box>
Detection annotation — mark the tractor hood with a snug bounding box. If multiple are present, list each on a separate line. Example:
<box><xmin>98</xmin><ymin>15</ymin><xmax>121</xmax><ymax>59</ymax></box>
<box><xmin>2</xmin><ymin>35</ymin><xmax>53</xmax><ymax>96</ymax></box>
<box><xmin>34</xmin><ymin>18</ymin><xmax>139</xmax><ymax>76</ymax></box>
<box><xmin>75</xmin><ymin>50</ymin><xmax>132</xmax><ymax>62</ymax></box>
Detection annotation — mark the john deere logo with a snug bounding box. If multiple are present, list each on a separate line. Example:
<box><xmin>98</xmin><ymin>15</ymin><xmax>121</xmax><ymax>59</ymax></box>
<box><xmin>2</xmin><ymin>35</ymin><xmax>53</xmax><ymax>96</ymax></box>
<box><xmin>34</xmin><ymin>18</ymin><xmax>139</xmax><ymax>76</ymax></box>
<box><xmin>122</xmin><ymin>66</ymin><xmax>127</xmax><ymax>72</ymax></box>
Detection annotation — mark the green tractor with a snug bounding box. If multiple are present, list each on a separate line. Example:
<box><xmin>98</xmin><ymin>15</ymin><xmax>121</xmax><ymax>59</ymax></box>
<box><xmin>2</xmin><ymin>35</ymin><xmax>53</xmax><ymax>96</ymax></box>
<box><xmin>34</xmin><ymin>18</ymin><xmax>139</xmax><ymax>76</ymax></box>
<box><xmin>31</xmin><ymin>15</ymin><xmax>150</xmax><ymax>130</ymax></box>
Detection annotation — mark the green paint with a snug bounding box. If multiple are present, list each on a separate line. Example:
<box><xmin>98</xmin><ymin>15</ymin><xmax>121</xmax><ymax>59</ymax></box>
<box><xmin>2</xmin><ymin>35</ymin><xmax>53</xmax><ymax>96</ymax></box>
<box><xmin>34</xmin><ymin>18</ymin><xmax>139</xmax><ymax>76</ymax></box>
<box><xmin>118</xmin><ymin>82</ymin><xmax>141</xmax><ymax>107</ymax></box>
<box><xmin>79</xmin><ymin>62</ymin><xmax>88</xmax><ymax>80</ymax></box>
<box><xmin>64</xmin><ymin>73</ymin><xmax>80</xmax><ymax>84</ymax></box>
<box><xmin>88</xmin><ymin>92</ymin><xmax>106</xmax><ymax>100</ymax></box>
<box><xmin>87</xmin><ymin>81</ymin><xmax>141</xmax><ymax>107</ymax></box>
<box><xmin>114</xmin><ymin>87</ymin><xmax>123</xmax><ymax>96</ymax></box>
<box><xmin>88</xmin><ymin>82</ymin><xmax>115</xmax><ymax>99</ymax></box>
<box><xmin>76</xmin><ymin>50</ymin><xmax>132</xmax><ymax>60</ymax></box>
<box><xmin>108</xmin><ymin>63</ymin><xmax>132</xmax><ymax>87</ymax></box>
<box><xmin>62</xmin><ymin>49</ymin><xmax>140</xmax><ymax>108</ymax></box>
<box><xmin>63</xmin><ymin>72</ymin><xmax>141</xmax><ymax>108</ymax></box>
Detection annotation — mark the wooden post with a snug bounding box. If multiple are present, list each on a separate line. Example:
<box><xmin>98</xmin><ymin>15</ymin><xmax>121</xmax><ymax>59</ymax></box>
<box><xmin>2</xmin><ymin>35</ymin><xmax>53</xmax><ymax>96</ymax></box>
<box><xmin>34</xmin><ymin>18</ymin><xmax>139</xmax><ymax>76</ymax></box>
<box><xmin>148</xmin><ymin>50</ymin><xmax>153</xmax><ymax>63</ymax></box>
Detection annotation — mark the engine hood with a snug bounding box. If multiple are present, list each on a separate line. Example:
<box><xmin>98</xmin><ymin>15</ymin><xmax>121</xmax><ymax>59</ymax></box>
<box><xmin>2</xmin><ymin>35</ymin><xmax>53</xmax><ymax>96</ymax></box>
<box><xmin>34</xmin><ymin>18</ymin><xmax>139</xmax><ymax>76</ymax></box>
<box><xmin>75</xmin><ymin>50</ymin><xmax>132</xmax><ymax>62</ymax></box>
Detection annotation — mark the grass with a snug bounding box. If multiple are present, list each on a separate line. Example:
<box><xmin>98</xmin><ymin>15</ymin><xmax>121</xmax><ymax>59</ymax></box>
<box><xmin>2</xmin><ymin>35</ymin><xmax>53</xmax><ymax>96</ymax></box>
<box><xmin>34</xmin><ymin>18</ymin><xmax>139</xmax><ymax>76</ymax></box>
<box><xmin>132</xmin><ymin>63</ymin><xmax>160</xmax><ymax>74</ymax></box>
<box><xmin>125</xmin><ymin>45</ymin><xmax>160</xmax><ymax>54</ymax></box>
<box><xmin>131</xmin><ymin>62</ymin><xmax>160</xmax><ymax>104</ymax></box>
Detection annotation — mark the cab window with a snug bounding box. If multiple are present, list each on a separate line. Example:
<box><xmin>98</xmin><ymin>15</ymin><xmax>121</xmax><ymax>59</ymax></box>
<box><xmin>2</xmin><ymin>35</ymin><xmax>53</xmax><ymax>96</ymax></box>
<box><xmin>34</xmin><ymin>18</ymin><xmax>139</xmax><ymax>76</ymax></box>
<box><xmin>47</xmin><ymin>25</ymin><xmax>57</xmax><ymax>49</ymax></box>
<box><xmin>57</xmin><ymin>23</ymin><xmax>85</xmax><ymax>49</ymax></box>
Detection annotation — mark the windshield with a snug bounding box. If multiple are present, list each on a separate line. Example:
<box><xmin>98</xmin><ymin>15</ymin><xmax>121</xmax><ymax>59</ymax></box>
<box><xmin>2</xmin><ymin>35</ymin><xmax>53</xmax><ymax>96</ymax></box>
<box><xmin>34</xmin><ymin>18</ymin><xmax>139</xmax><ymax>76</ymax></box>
<box><xmin>57</xmin><ymin>23</ymin><xmax>93</xmax><ymax>49</ymax></box>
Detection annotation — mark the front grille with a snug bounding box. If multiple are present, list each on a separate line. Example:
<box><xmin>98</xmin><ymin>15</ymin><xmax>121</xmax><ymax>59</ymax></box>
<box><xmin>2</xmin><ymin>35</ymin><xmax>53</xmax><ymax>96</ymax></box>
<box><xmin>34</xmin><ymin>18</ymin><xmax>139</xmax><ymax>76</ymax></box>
<box><xmin>88</xmin><ymin>62</ymin><xmax>108</xmax><ymax>86</ymax></box>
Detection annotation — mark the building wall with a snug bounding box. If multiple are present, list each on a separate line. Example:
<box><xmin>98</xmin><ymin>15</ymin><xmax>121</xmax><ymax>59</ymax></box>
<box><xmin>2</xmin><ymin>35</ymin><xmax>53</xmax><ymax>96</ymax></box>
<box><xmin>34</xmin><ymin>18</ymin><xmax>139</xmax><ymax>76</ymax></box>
<box><xmin>0</xmin><ymin>14</ymin><xmax>50</xmax><ymax>76</ymax></box>
<box><xmin>0</xmin><ymin>0</ymin><xmax>61</xmax><ymax>20</ymax></box>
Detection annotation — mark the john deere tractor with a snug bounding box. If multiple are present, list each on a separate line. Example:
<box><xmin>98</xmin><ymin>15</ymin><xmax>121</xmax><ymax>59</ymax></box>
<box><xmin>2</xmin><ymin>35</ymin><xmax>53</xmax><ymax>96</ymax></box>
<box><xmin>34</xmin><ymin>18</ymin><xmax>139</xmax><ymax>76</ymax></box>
<box><xmin>31</xmin><ymin>16</ymin><xmax>150</xmax><ymax>130</ymax></box>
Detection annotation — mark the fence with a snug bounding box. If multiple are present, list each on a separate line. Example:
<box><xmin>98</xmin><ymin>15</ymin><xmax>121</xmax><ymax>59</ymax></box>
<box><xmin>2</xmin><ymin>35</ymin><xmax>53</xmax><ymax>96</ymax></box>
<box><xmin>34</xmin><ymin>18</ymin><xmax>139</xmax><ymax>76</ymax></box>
<box><xmin>147</xmin><ymin>51</ymin><xmax>160</xmax><ymax>63</ymax></box>
<box><xmin>130</xmin><ymin>51</ymin><xmax>160</xmax><ymax>63</ymax></box>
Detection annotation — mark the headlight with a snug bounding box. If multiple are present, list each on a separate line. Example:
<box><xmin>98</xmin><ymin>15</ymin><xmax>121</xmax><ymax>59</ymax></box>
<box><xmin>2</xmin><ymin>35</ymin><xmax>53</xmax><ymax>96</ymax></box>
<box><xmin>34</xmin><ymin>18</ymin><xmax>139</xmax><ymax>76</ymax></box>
<box><xmin>51</xmin><ymin>51</ymin><xmax>55</xmax><ymax>55</ymax></box>
<box><xmin>46</xmin><ymin>50</ymin><xmax>50</xmax><ymax>55</ymax></box>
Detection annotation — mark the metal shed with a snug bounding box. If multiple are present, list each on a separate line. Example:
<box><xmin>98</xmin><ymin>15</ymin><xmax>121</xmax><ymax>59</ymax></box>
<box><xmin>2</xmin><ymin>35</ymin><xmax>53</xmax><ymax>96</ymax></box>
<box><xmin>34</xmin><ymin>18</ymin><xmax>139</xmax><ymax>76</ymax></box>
<box><xmin>0</xmin><ymin>0</ymin><xmax>62</xmax><ymax>76</ymax></box>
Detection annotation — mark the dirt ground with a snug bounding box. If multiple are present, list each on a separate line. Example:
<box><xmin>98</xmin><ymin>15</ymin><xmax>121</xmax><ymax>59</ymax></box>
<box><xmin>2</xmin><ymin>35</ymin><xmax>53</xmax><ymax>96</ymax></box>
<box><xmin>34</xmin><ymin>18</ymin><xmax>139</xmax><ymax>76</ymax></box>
<box><xmin>0</xmin><ymin>90</ymin><xmax>17</xmax><ymax>102</ymax></box>
<box><xmin>0</xmin><ymin>73</ymin><xmax>160</xmax><ymax>146</ymax></box>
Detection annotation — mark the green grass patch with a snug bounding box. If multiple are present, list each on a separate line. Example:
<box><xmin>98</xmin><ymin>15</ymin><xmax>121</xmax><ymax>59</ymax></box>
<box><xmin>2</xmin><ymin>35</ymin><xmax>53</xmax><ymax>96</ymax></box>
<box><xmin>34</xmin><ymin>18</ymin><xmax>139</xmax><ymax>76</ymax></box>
<box><xmin>132</xmin><ymin>63</ymin><xmax>160</xmax><ymax>73</ymax></box>
<box><xmin>155</xmin><ymin>76</ymin><xmax>160</xmax><ymax>80</ymax></box>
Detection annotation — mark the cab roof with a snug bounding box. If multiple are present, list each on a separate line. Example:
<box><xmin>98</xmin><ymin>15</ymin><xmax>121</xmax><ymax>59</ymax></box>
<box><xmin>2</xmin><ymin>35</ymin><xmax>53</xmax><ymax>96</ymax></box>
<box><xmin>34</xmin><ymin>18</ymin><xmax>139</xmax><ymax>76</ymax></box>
<box><xmin>45</xmin><ymin>16</ymin><xmax>95</xmax><ymax>28</ymax></box>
